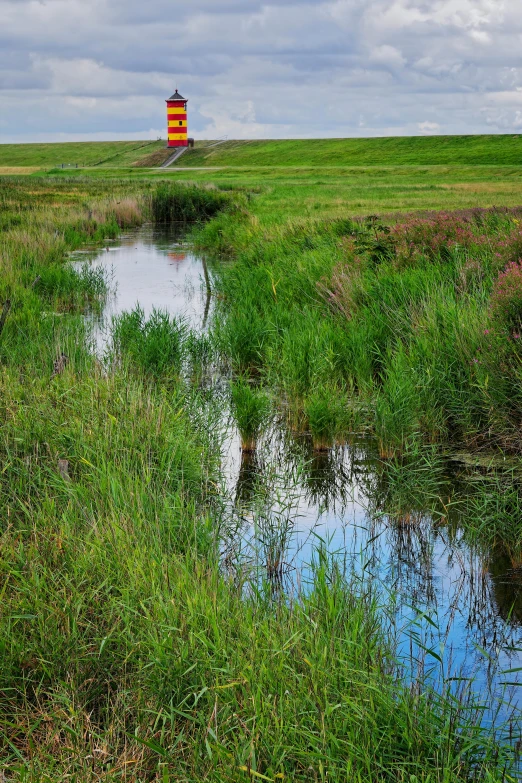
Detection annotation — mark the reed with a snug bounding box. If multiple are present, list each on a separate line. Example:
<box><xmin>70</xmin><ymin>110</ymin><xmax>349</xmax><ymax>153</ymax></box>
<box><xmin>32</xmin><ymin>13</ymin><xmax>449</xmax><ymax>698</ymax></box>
<box><xmin>462</xmin><ymin>469</ymin><xmax>522</xmax><ymax>568</ymax></box>
<box><xmin>303</xmin><ymin>387</ymin><xmax>347</xmax><ymax>451</ymax></box>
<box><xmin>230</xmin><ymin>378</ymin><xmax>271</xmax><ymax>451</ymax></box>
<box><xmin>110</xmin><ymin>306</ymin><xmax>188</xmax><ymax>378</ymax></box>
<box><xmin>149</xmin><ymin>182</ymin><xmax>234</xmax><ymax>224</ymax></box>
<box><xmin>209</xmin><ymin>205</ymin><xmax>522</xmax><ymax>455</ymax></box>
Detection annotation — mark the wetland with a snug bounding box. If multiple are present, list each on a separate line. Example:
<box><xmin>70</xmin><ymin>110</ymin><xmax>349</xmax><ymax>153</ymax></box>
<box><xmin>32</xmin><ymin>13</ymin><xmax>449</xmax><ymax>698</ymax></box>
<box><xmin>2</xmin><ymin>176</ymin><xmax>522</xmax><ymax>781</ymax></box>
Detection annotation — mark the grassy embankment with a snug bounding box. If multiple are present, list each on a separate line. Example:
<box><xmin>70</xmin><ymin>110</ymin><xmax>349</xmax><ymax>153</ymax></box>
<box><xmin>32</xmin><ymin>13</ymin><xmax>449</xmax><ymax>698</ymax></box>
<box><xmin>2</xmin><ymin>176</ymin><xmax>515</xmax><ymax>780</ymax></box>
<box><xmin>6</xmin><ymin>135</ymin><xmax>522</xmax><ymax>222</ymax></box>
<box><xmin>0</xmin><ymin>140</ymin><xmax>169</xmax><ymax>174</ymax></box>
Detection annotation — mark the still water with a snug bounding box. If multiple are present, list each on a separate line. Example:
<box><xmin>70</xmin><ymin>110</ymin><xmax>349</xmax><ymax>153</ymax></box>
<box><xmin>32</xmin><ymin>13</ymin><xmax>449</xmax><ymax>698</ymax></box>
<box><xmin>73</xmin><ymin>226</ymin><xmax>522</xmax><ymax>742</ymax></box>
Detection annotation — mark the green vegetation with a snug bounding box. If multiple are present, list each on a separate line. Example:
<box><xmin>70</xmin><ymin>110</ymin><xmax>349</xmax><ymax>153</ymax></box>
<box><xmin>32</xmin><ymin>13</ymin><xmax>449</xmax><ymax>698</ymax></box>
<box><xmin>4</xmin><ymin>135</ymin><xmax>522</xmax><ymax>171</ymax></box>
<box><xmin>0</xmin><ymin>139</ymin><xmax>165</xmax><ymax>169</ymax></box>
<box><xmin>2</xmin><ymin>143</ymin><xmax>522</xmax><ymax>779</ymax></box>
<box><xmin>230</xmin><ymin>378</ymin><xmax>271</xmax><ymax>451</ymax></box>
<box><xmin>111</xmin><ymin>307</ymin><xmax>188</xmax><ymax>378</ymax></box>
<box><xmin>4</xmin><ymin>134</ymin><xmax>521</xmax><ymax>222</ymax></box>
<box><xmin>203</xmin><ymin>206</ymin><xmax>522</xmax><ymax>460</ymax></box>
<box><xmin>150</xmin><ymin>180</ymin><xmax>236</xmax><ymax>222</ymax></box>
<box><xmin>175</xmin><ymin>135</ymin><xmax>522</xmax><ymax>167</ymax></box>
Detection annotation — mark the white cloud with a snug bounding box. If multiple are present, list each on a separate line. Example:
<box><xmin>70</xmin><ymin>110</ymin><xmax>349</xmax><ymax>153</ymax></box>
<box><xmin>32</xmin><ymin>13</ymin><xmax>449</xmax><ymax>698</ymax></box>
<box><xmin>418</xmin><ymin>120</ymin><xmax>441</xmax><ymax>134</ymax></box>
<box><xmin>369</xmin><ymin>45</ymin><xmax>406</xmax><ymax>69</ymax></box>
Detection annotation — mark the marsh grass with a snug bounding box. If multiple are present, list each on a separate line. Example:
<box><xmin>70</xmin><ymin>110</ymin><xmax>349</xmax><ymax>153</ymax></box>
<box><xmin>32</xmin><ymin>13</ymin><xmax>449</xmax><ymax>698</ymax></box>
<box><xmin>208</xmin><ymin>205</ymin><xmax>522</xmax><ymax>456</ymax></box>
<box><xmin>303</xmin><ymin>387</ymin><xmax>348</xmax><ymax>451</ymax></box>
<box><xmin>110</xmin><ymin>306</ymin><xmax>188</xmax><ymax>378</ymax></box>
<box><xmin>150</xmin><ymin>182</ymin><xmax>235</xmax><ymax>223</ymax></box>
<box><xmin>35</xmin><ymin>260</ymin><xmax>107</xmax><ymax>311</ymax></box>
<box><xmin>462</xmin><ymin>469</ymin><xmax>522</xmax><ymax>568</ymax></box>
<box><xmin>230</xmin><ymin>377</ymin><xmax>271</xmax><ymax>451</ymax></box>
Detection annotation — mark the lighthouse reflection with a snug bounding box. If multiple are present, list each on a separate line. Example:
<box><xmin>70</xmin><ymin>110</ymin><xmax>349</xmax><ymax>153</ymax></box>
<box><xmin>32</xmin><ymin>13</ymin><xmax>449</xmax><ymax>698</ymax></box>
<box><xmin>168</xmin><ymin>251</ymin><xmax>187</xmax><ymax>264</ymax></box>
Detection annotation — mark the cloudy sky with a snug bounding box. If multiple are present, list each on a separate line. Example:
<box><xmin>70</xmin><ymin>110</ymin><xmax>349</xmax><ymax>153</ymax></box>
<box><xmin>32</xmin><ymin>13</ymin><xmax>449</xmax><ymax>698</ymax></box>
<box><xmin>1</xmin><ymin>0</ymin><xmax>521</xmax><ymax>142</ymax></box>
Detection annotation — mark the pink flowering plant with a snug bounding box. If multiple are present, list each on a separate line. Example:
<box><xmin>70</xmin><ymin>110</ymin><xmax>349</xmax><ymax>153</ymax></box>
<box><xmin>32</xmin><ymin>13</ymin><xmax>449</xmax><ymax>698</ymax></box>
<box><xmin>390</xmin><ymin>212</ymin><xmax>486</xmax><ymax>266</ymax></box>
<box><xmin>347</xmin><ymin>208</ymin><xmax>522</xmax><ymax>273</ymax></box>
<box><xmin>490</xmin><ymin>260</ymin><xmax>522</xmax><ymax>334</ymax></box>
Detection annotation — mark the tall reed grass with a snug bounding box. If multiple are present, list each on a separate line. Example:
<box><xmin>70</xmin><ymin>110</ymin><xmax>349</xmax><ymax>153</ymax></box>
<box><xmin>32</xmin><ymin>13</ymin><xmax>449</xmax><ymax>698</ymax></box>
<box><xmin>150</xmin><ymin>182</ymin><xmax>235</xmax><ymax>224</ymax></box>
<box><xmin>230</xmin><ymin>378</ymin><xmax>271</xmax><ymax>451</ymax></box>
<box><xmin>205</xmin><ymin>206</ymin><xmax>522</xmax><ymax>457</ymax></box>
<box><xmin>110</xmin><ymin>306</ymin><xmax>187</xmax><ymax>377</ymax></box>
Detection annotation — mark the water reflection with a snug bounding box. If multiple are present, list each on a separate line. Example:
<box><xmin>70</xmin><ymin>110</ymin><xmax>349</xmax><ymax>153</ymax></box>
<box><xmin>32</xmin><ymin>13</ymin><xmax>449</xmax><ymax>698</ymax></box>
<box><xmin>226</xmin><ymin>430</ymin><xmax>522</xmax><ymax>726</ymax></box>
<box><xmin>235</xmin><ymin>450</ymin><xmax>262</xmax><ymax>508</ymax></box>
<box><xmin>70</xmin><ymin>225</ymin><xmax>212</xmax><ymax>353</ymax></box>
<box><xmin>490</xmin><ymin>553</ymin><xmax>522</xmax><ymax>625</ymax></box>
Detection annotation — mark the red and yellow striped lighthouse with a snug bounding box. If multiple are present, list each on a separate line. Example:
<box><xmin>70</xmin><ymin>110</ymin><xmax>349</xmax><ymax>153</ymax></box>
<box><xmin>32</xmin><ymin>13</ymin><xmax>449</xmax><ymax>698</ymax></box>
<box><xmin>166</xmin><ymin>89</ymin><xmax>188</xmax><ymax>148</ymax></box>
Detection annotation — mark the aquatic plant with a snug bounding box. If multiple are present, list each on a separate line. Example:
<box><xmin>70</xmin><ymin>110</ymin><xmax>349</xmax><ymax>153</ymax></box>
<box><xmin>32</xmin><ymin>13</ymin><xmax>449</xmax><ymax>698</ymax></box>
<box><xmin>230</xmin><ymin>378</ymin><xmax>270</xmax><ymax>451</ymax></box>
<box><xmin>463</xmin><ymin>469</ymin><xmax>522</xmax><ymax>568</ymax></box>
<box><xmin>303</xmin><ymin>387</ymin><xmax>347</xmax><ymax>451</ymax></box>
<box><xmin>111</xmin><ymin>196</ymin><xmax>144</xmax><ymax>228</ymax></box>
<box><xmin>150</xmin><ymin>182</ymin><xmax>233</xmax><ymax>223</ymax></box>
<box><xmin>210</xmin><ymin>204</ymin><xmax>522</xmax><ymax>455</ymax></box>
<box><xmin>111</xmin><ymin>306</ymin><xmax>187</xmax><ymax>377</ymax></box>
<box><xmin>34</xmin><ymin>261</ymin><xmax>107</xmax><ymax>311</ymax></box>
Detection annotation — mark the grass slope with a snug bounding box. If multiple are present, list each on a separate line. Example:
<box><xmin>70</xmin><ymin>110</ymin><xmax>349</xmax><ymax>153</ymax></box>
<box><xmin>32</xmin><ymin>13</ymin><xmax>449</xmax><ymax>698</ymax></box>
<box><xmin>0</xmin><ymin>140</ymin><xmax>165</xmax><ymax>168</ymax></box>
<box><xmin>2</xmin><ymin>134</ymin><xmax>522</xmax><ymax>172</ymax></box>
<box><xmin>176</xmin><ymin>135</ymin><xmax>522</xmax><ymax>167</ymax></box>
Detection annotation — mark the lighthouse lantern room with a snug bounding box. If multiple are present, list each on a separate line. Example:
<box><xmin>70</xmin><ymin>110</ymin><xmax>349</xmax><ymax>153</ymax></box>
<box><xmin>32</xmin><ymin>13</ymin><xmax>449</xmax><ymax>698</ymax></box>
<box><xmin>166</xmin><ymin>90</ymin><xmax>188</xmax><ymax>148</ymax></box>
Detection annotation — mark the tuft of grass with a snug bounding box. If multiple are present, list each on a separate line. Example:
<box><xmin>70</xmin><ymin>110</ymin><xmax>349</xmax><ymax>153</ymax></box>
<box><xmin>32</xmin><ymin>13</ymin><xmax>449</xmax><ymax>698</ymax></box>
<box><xmin>111</xmin><ymin>196</ymin><xmax>144</xmax><ymax>227</ymax></box>
<box><xmin>230</xmin><ymin>378</ymin><xmax>271</xmax><ymax>451</ymax></box>
<box><xmin>303</xmin><ymin>387</ymin><xmax>348</xmax><ymax>451</ymax></box>
<box><xmin>462</xmin><ymin>469</ymin><xmax>522</xmax><ymax>567</ymax></box>
<box><xmin>110</xmin><ymin>307</ymin><xmax>188</xmax><ymax>378</ymax></box>
<box><xmin>150</xmin><ymin>182</ymin><xmax>234</xmax><ymax>223</ymax></box>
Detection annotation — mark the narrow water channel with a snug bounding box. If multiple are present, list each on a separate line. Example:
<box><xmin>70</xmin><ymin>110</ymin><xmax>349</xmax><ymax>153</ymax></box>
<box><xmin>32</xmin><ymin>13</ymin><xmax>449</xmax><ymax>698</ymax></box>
<box><xmin>72</xmin><ymin>225</ymin><xmax>522</xmax><ymax>742</ymax></box>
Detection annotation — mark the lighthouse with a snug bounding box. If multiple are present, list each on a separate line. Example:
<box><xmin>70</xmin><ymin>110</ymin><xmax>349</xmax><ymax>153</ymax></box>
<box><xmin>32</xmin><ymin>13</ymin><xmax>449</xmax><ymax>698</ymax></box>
<box><xmin>166</xmin><ymin>90</ymin><xmax>188</xmax><ymax>148</ymax></box>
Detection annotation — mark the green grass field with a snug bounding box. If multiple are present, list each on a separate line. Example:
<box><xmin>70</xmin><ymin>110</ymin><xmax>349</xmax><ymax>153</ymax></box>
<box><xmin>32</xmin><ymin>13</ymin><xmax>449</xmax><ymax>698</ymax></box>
<box><xmin>4</xmin><ymin>135</ymin><xmax>522</xmax><ymax>221</ymax></box>
<box><xmin>2</xmin><ymin>135</ymin><xmax>519</xmax><ymax>220</ymax></box>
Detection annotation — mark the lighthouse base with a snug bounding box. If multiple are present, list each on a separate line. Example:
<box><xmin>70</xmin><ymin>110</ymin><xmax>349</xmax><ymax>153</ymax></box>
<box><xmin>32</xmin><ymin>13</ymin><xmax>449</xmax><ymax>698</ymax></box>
<box><xmin>168</xmin><ymin>140</ymin><xmax>189</xmax><ymax>148</ymax></box>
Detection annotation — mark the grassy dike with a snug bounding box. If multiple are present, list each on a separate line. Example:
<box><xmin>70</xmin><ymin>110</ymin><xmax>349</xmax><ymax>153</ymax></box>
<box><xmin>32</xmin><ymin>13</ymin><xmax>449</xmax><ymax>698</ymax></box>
<box><xmin>0</xmin><ymin>177</ymin><xmax>518</xmax><ymax>781</ymax></box>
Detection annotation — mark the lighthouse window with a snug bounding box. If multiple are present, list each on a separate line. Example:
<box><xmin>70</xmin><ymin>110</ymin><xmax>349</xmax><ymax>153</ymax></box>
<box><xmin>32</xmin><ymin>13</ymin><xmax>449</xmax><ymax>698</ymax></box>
<box><xmin>179</xmin><ymin>121</ymin><xmax>183</xmax><ymax>126</ymax></box>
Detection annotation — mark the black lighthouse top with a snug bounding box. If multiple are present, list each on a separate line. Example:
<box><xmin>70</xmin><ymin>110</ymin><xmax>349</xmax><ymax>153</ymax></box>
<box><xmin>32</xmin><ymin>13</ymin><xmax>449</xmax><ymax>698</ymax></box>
<box><xmin>167</xmin><ymin>90</ymin><xmax>187</xmax><ymax>103</ymax></box>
